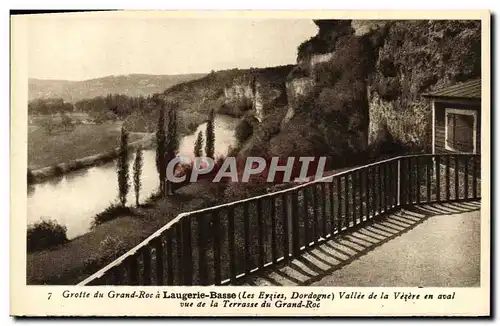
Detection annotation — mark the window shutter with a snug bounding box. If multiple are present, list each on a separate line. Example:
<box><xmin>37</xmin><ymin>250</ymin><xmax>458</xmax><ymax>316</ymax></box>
<box><xmin>446</xmin><ymin>112</ymin><xmax>474</xmax><ymax>153</ymax></box>
<box><xmin>454</xmin><ymin>114</ymin><xmax>474</xmax><ymax>152</ymax></box>
<box><xmin>446</xmin><ymin>114</ymin><xmax>455</xmax><ymax>148</ymax></box>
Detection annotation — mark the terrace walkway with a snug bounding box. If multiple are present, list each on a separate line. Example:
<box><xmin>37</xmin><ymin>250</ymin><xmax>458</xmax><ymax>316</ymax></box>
<box><xmin>79</xmin><ymin>153</ymin><xmax>482</xmax><ymax>286</ymax></box>
<box><xmin>243</xmin><ymin>201</ymin><xmax>481</xmax><ymax>287</ymax></box>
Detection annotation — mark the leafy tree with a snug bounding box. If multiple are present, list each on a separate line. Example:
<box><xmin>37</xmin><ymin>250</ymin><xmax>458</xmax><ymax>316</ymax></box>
<box><xmin>165</xmin><ymin>105</ymin><xmax>179</xmax><ymax>195</ymax></box>
<box><xmin>133</xmin><ymin>148</ymin><xmax>143</xmax><ymax>206</ymax></box>
<box><xmin>194</xmin><ymin>131</ymin><xmax>204</xmax><ymax>157</ymax></box>
<box><xmin>117</xmin><ymin>126</ymin><xmax>130</xmax><ymax>206</ymax></box>
<box><xmin>41</xmin><ymin>118</ymin><xmax>55</xmax><ymax>134</ymax></box>
<box><xmin>60</xmin><ymin>113</ymin><xmax>73</xmax><ymax>131</ymax></box>
<box><xmin>205</xmin><ymin>108</ymin><xmax>215</xmax><ymax>159</ymax></box>
<box><xmin>235</xmin><ymin>118</ymin><xmax>253</xmax><ymax>146</ymax></box>
<box><xmin>155</xmin><ymin>101</ymin><xmax>166</xmax><ymax>195</ymax></box>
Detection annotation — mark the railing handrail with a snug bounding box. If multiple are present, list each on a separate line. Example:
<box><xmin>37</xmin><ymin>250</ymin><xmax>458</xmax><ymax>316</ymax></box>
<box><xmin>77</xmin><ymin>152</ymin><xmax>479</xmax><ymax>285</ymax></box>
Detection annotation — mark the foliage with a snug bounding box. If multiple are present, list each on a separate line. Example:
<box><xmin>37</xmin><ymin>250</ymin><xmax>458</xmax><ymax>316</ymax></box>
<box><xmin>235</xmin><ymin>118</ymin><xmax>254</xmax><ymax>146</ymax></box>
<box><xmin>117</xmin><ymin>126</ymin><xmax>130</xmax><ymax>206</ymax></box>
<box><xmin>27</xmin><ymin>168</ymin><xmax>34</xmax><ymax>184</ymax></box>
<box><xmin>296</xmin><ymin>20</ymin><xmax>354</xmax><ymax>62</ymax></box>
<box><xmin>194</xmin><ymin>131</ymin><xmax>204</xmax><ymax>157</ymax></box>
<box><xmin>133</xmin><ymin>148</ymin><xmax>143</xmax><ymax>206</ymax></box>
<box><xmin>205</xmin><ymin>109</ymin><xmax>215</xmax><ymax>159</ymax></box>
<box><xmin>165</xmin><ymin>104</ymin><xmax>179</xmax><ymax>195</ymax></box>
<box><xmin>83</xmin><ymin>235</ymin><xmax>128</xmax><ymax>273</ymax></box>
<box><xmin>27</xmin><ymin>219</ymin><xmax>68</xmax><ymax>253</ymax></box>
<box><xmin>52</xmin><ymin>165</ymin><xmax>64</xmax><ymax>176</ymax></box>
<box><xmin>40</xmin><ymin>117</ymin><xmax>56</xmax><ymax>134</ymax></box>
<box><xmin>28</xmin><ymin>98</ymin><xmax>73</xmax><ymax>115</ymax></box>
<box><xmin>368</xmin><ymin>20</ymin><xmax>481</xmax><ymax>149</ymax></box>
<box><xmin>92</xmin><ymin>203</ymin><xmax>133</xmax><ymax>228</ymax></box>
<box><xmin>60</xmin><ymin>113</ymin><xmax>74</xmax><ymax>131</ymax></box>
<box><xmin>155</xmin><ymin>102</ymin><xmax>167</xmax><ymax>195</ymax></box>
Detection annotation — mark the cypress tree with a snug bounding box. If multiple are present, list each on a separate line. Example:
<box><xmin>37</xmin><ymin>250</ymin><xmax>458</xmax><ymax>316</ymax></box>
<box><xmin>194</xmin><ymin>131</ymin><xmax>204</xmax><ymax>157</ymax></box>
<box><xmin>205</xmin><ymin>108</ymin><xmax>215</xmax><ymax>159</ymax></box>
<box><xmin>133</xmin><ymin>148</ymin><xmax>143</xmax><ymax>206</ymax></box>
<box><xmin>117</xmin><ymin>126</ymin><xmax>129</xmax><ymax>207</ymax></box>
<box><xmin>155</xmin><ymin>102</ymin><xmax>166</xmax><ymax>195</ymax></box>
<box><xmin>165</xmin><ymin>104</ymin><xmax>179</xmax><ymax>195</ymax></box>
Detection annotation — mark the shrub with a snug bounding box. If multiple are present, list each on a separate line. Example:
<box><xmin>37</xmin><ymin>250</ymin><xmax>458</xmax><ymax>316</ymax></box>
<box><xmin>27</xmin><ymin>168</ymin><xmax>34</xmax><ymax>184</ymax></box>
<box><xmin>27</xmin><ymin>219</ymin><xmax>68</xmax><ymax>253</ymax></box>
<box><xmin>235</xmin><ymin>119</ymin><xmax>254</xmax><ymax>146</ymax></box>
<box><xmin>143</xmin><ymin>191</ymin><xmax>162</xmax><ymax>206</ymax></box>
<box><xmin>92</xmin><ymin>203</ymin><xmax>133</xmax><ymax>228</ymax></box>
<box><xmin>83</xmin><ymin>235</ymin><xmax>128</xmax><ymax>273</ymax></box>
<box><xmin>52</xmin><ymin>165</ymin><xmax>64</xmax><ymax>176</ymax></box>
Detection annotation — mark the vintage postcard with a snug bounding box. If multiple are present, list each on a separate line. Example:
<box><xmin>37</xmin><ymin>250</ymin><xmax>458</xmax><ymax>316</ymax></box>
<box><xmin>10</xmin><ymin>10</ymin><xmax>491</xmax><ymax>316</ymax></box>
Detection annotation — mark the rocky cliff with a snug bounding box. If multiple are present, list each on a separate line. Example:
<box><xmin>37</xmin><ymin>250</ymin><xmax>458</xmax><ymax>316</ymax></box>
<box><xmin>165</xmin><ymin>65</ymin><xmax>292</xmax><ymax>122</ymax></box>
<box><xmin>281</xmin><ymin>19</ymin><xmax>481</xmax><ymax>156</ymax></box>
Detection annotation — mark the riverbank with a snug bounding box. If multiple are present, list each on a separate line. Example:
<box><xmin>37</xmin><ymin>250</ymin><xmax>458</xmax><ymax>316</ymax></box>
<box><xmin>27</xmin><ymin>181</ymin><xmax>226</xmax><ymax>284</ymax></box>
<box><xmin>29</xmin><ymin>132</ymin><xmax>155</xmax><ymax>184</ymax></box>
<box><xmin>26</xmin><ymin>165</ymin><xmax>351</xmax><ymax>285</ymax></box>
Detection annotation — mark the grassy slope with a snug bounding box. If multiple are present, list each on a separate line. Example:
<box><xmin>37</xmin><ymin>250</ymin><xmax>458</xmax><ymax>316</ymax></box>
<box><xmin>26</xmin><ymin>183</ymin><xmax>224</xmax><ymax>285</ymax></box>
<box><xmin>28</xmin><ymin>123</ymin><xmax>143</xmax><ymax>170</ymax></box>
<box><xmin>26</xmin><ymin>165</ymin><xmax>354</xmax><ymax>285</ymax></box>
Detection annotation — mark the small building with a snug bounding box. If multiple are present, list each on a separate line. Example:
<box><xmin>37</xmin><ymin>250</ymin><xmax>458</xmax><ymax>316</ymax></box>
<box><xmin>423</xmin><ymin>78</ymin><xmax>481</xmax><ymax>155</ymax></box>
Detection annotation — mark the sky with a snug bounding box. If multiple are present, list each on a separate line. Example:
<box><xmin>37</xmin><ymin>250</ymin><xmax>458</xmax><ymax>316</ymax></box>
<box><xmin>25</xmin><ymin>12</ymin><xmax>318</xmax><ymax>81</ymax></box>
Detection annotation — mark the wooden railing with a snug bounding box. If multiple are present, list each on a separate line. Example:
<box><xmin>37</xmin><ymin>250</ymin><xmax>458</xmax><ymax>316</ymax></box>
<box><xmin>78</xmin><ymin>153</ymin><xmax>481</xmax><ymax>286</ymax></box>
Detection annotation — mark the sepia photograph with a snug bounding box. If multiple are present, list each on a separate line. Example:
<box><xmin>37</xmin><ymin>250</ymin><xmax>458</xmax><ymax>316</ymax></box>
<box><xmin>10</xmin><ymin>9</ymin><xmax>491</xmax><ymax>316</ymax></box>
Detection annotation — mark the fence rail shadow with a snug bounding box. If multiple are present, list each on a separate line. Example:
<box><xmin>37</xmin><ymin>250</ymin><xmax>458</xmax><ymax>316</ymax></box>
<box><xmin>78</xmin><ymin>153</ymin><xmax>481</xmax><ymax>286</ymax></box>
<box><xmin>242</xmin><ymin>201</ymin><xmax>480</xmax><ymax>286</ymax></box>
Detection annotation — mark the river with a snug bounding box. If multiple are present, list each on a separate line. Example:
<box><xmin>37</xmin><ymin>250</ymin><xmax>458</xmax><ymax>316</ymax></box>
<box><xmin>27</xmin><ymin>114</ymin><xmax>239</xmax><ymax>239</ymax></box>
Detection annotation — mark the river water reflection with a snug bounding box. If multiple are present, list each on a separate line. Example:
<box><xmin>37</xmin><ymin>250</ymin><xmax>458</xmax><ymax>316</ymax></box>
<box><xmin>27</xmin><ymin>114</ymin><xmax>239</xmax><ymax>239</ymax></box>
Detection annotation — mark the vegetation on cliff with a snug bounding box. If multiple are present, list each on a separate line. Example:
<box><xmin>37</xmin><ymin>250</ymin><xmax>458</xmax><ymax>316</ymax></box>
<box><xmin>270</xmin><ymin>19</ymin><xmax>481</xmax><ymax>162</ymax></box>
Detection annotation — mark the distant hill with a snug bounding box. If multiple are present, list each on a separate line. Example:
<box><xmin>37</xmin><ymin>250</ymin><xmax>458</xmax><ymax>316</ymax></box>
<box><xmin>28</xmin><ymin>73</ymin><xmax>207</xmax><ymax>102</ymax></box>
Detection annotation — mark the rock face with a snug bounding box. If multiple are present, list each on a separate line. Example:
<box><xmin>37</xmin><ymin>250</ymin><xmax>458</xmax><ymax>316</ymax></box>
<box><xmin>282</xmin><ymin>19</ymin><xmax>481</xmax><ymax>156</ymax></box>
<box><xmin>276</xmin><ymin>19</ymin><xmax>372</xmax><ymax>162</ymax></box>
<box><xmin>366</xmin><ymin>20</ymin><xmax>481</xmax><ymax>150</ymax></box>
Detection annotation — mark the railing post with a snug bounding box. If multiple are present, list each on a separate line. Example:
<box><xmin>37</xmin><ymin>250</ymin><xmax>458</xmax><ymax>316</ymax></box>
<box><xmin>426</xmin><ymin>156</ymin><xmax>432</xmax><ymax>203</ymax></box>
<box><xmin>165</xmin><ymin>230</ymin><xmax>173</xmax><ymax>285</ymax></box>
<box><xmin>212</xmin><ymin>211</ymin><xmax>221</xmax><ymax>285</ymax></box>
<box><xmin>303</xmin><ymin>188</ymin><xmax>310</xmax><ymax>248</ymax></box>
<box><xmin>256</xmin><ymin>199</ymin><xmax>265</xmax><ymax>271</ymax></box>
<box><xmin>175</xmin><ymin>223</ymin><xmax>183</xmax><ymax>284</ymax></box>
<box><xmin>197</xmin><ymin>214</ymin><xmax>208</xmax><ymax>285</ymax></box>
<box><xmin>344</xmin><ymin>175</ymin><xmax>350</xmax><ymax>223</ymax></box>
<box><xmin>366</xmin><ymin>167</ymin><xmax>371</xmax><ymax>218</ymax></box>
<box><xmin>336</xmin><ymin>177</ymin><xmax>342</xmax><ymax>229</ymax></box>
<box><xmin>394</xmin><ymin>158</ymin><xmax>401</xmax><ymax>207</ymax></box>
<box><xmin>154</xmin><ymin>236</ymin><xmax>164</xmax><ymax>285</ymax></box>
<box><xmin>416</xmin><ymin>157</ymin><xmax>420</xmax><ymax>204</ymax></box>
<box><xmin>291</xmin><ymin>191</ymin><xmax>300</xmax><ymax>257</ymax></box>
<box><xmin>243</xmin><ymin>202</ymin><xmax>251</xmax><ymax>276</ymax></box>
<box><xmin>436</xmin><ymin>156</ymin><xmax>441</xmax><ymax>202</ymax></box>
<box><xmin>227</xmin><ymin>206</ymin><xmax>236</xmax><ymax>283</ymax></box>
<box><xmin>321</xmin><ymin>183</ymin><xmax>327</xmax><ymax>239</ymax></box>
<box><xmin>282</xmin><ymin>193</ymin><xmax>290</xmax><ymax>263</ymax></box>
<box><xmin>142</xmin><ymin>247</ymin><xmax>151</xmax><ymax>286</ymax></box>
<box><xmin>352</xmin><ymin>172</ymin><xmax>357</xmax><ymax>226</ymax></box>
<box><xmin>181</xmin><ymin>217</ymin><xmax>193</xmax><ymax>285</ymax></box>
<box><xmin>270</xmin><ymin>197</ymin><xmax>278</xmax><ymax>265</ymax></box>
<box><xmin>329</xmin><ymin>181</ymin><xmax>335</xmax><ymax>233</ymax></box>
<box><xmin>472</xmin><ymin>156</ymin><xmax>478</xmax><ymax>199</ymax></box>
<box><xmin>128</xmin><ymin>256</ymin><xmax>139</xmax><ymax>285</ymax></box>
<box><xmin>464</xmin><ymin>156</ymin><xmax>469</xmax><ymax>199</ymax></box>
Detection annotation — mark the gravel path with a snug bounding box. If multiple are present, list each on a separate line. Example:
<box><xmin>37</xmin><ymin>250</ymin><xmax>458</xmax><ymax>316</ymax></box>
<box><xmin>246</xmin><ymin>201</ymin><xmax>481</xmax><ymax>287</ymax></box>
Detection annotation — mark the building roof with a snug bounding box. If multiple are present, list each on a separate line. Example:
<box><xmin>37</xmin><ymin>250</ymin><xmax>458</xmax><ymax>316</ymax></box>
<box><xmin>423</xmin><ymin>78</ymin><xmax>481</xmax><ymax>100</ymax></box>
